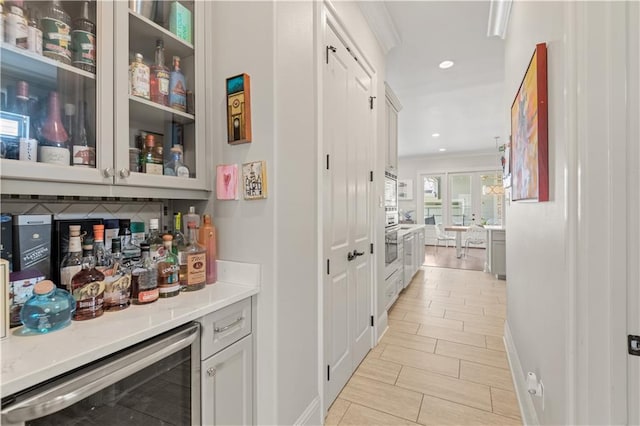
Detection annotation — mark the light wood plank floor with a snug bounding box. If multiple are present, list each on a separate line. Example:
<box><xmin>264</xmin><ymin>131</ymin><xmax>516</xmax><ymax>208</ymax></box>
<box><xmin>326</xmin><ymin>266</ymin><xmax>522</xmax><ymax>426</ymax></box>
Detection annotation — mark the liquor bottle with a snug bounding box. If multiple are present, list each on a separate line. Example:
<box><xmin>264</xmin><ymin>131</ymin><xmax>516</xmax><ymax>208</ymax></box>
<box><xmin>103</xmin><ymin>239</ymin><xmax>131</xmax><ymax>311</ymax></box>
<box><xmin>163</xmin><ymin>145</ymin><xmax>190</xmax><ymax>177</ymax></box>
<box><xmin>41</xmin><ymin>0</ymin><xmax>72</xmax><ymax>65</ymax></box>
<box><xmin>171</xmin><ymin>212</ymin><xmax>185</xmax><ymax>255</ymax></box>
<box><xmin>20</xmin><ymin>280</ymin><xmax>75</xmax><ymax>333</ymax></box>
<box><xmin>71</xmin><ymin>0</ymin><xmax>96</xmax><ymax>74</ymax></box>
<box><xmin>26</xmin><ymin>6</ymin><xmax>42</xmax><ymax>55</ymax></box>
<box><xmin>179</xmin><ymin>221</ymin><xmax>206</xmax><ymax>291</ymax></box>
<box><xmin>72</xmin><ymin>101</ymin><xmax>95</xmax><ymax>167</ymax></box>
<box><xmin>60</xmin><ymin>224</ymin><xmax>83</xmax><ymax>291</ymax></box>
<box><xmin>157</xmin><ymin>234</ymin><xmax>180</xmax><ymax>297</ymax></box>
<box><xmin>130</xmin><ymin>243</ymin><xmax>159</xmax><ymax>305</ymax></box>
<box><xmin>39</xmin><ymin>91</ymin><xmax>70</xmax><ymax>166</ymax></box>
<box><xmin>141</xmin><ymin>133</ymin><xmax>163</xmax><ymax>175</ymax></box>
<box><xmin>168</xmin><ymin>56</ymin><xmax>186</xmax><ymax>111</ymax></box>
<box><xmin>182</xmin><ymin>205</ymin><xmax>199</xmax><ymax>234</ymax></box>
<box><xmin>64</xmin><ymin>103</ymin><xmax>75</xmax><ymax>147</ymax></box>
<box><xmin>70</xmin><ymin>242</ymin><xmax>105</xmax><ymax>320</ymax></box>
<box><xmin>150</xmin><ymin>39</ymin><xmax>170</xmax><ymax>106</ymax></box>
<box><xmin>5</xmin><ymin>0</ymin><xmax>28</xmax><ymax>49</ymax></box>
<box><xmin>119</xmin><ymin>219</ymin><xmax>141</xmax><ymax>265</ymax></box>
<box><xmin>145</xmin><ymin>218</ymin><xmax>163</xmax><ymax>260</ymax></box>
<box><xmin>92</xmin><ymin>224</ymin><xmax>112</xmax><ymax>273</ymax></box>
<box><xmin>198</xmin><ymin>214</ymin><xmax>217</xmax><ymax>284</ymax></box>
<box><xmin>129</xmin><ymin>53</ymin><xmax>150</xmax><ymax>99</ymax></box>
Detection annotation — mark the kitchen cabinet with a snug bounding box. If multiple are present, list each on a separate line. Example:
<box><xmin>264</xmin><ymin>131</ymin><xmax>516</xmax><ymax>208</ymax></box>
<box><xmin>0</xmin><ymin>1</ymin><xmax>209</xmax><ymax>199</ymax></box>
<box><xmin>384</xmin><ymin>267</ymin><xmax>402</xmax><ymax>311</ymax></box>
<box><xmin>403</xmin><ymin>232</ymin><xmax>414</xmax><ymax>286</ymax></box>
<box><xmin>486</xmin><ymin>227</ymin><xmax>506</xmax><ymax>279</ymax></box>
<box><xmin>384</xmin><ymin>83</ymin><xmax>402</xmax><ymax>172</ymax></box>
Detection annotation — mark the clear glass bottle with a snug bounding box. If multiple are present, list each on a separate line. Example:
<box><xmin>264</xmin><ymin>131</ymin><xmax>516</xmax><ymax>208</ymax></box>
<box><xmin>92</xmin><ymin>224</ymin><xmax>112</xmax><ymax>273</ymax></box>
<box><xmin>171</xmin><ymin>212</ymin><xmax>185</xmax><ymax>255</ymax></box>
<box><xmin>103</xmin><ymin>238</ymin><xmax>131</xmax><ymax>311</ymax></box>
<box><xmin>182</xmin><ymin>205</ymin><xmax>199</xmax><ymax>234</ymax></box>
<box><xmin>145</xmin><ymin>218</ymin><xmax>163</xmax><ymax>260</ymax></box>
<box><xmin>141</xmin><ymin>134</ymin><xmax>163</xmax><ymax>175</ymax></box>
<box><xmin>39</xmin><ymin>91</ymin><xmax>70</xmax><ymax>166</ymax></box>
<box><xmin>71</xmin><ymin>0</ymin><xmax>96</xmax><ymax>74</ymax></box>
<box><xmin>71</xmin><ymin>243</ymin><xmax>105</xmax><ymax>320</ymax></box>
<box><xmin>150</xmin><ymin>39</ymin><xmax>170</xmax><ymax>106</ymax></box>
<box><xmin>179</xmin><ymin>221</ymin><xmax>206</xmax><ymax>291</ymax></box>
<box><xmin>20</xmin><ymin>280</ymin><xmax>75</xmax><ymax>333</ymax></box>
<box><xmin>157</xmin><ymin>234</ymin><xmax>180</xmax><ymax>297</ymax></box>
<box><xmin>164</xmin><ymin>145</ymin><xmax>190</xmax><ymax>177</ymax></box>
<box><xmin>64</xmin><ymin>103</ymin><xmax>75</xmax><ymax>148</ymax></box>
<box><xmin>129</xmin><ymin>53</ymin><xmax>150</xmax><ymax>99</ymax></box>
<box><xmin>198</xmin><ymin>214</ymin><xmax>217</xmax><ymax>284</ymax></box>
<box><xmin>26</xmin><ymin>6</ymin><xmax>42</xmax><ymax>55</ymax></box>
<box><xmin>72</xmin><ymin>101</ymin><xmax>96</xmax><ymax>167</ymax></box>
<box><xmin>60</xmin><ymin>224</ymin><xmax>83</xmax><ymax>292</ymax></box>
<box><xmin>41</xmin><ymin>0</ymin><xmax>72</xmax><ymax>64</ymax></box>
<box><xmin>130</xmin><ymin>243</ymin><xmax>159</xmax><ymax>305</ymax></box>
<box><xmin>169</xmin><ymin>55</ymin><xmax>186</xmax><ymax>111</ymax></box>
<box><xmin>119</xmin><ymin>219</ymin><xmax>141</xmax><ymax>265</ymax></box>
<box><xmin>5</xmin><ymin>0</ymin><xmax>28</xmax><ymax>49</ymax></box>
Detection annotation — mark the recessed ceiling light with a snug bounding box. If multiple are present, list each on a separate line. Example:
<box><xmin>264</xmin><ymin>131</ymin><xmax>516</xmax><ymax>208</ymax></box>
<box><xmin>439</xmin><ymin>148</ymin><xmax>447</xmax><ymax>152</ymax></box>
<box><xmin>439</xmin><ymin>60</ymin><xmax>454</xmax><ymax>69</ymax></box>
<box><xmin>432</xmin><ymin>133</ymin><xmax>440</xmax><ymax>138</ymax></box>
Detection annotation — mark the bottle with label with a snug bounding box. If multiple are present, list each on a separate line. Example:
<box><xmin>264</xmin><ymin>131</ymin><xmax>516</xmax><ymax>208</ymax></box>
<box><xmin>169</xmin><ymin>55</ymin><xmax>186</xmax><ymax>111</ymax></box>
<box><xmin>141</xmin><ymin>133</ymin><xmax>163</xmax><ymax>175</ymax></box>
<box><xmin>129</xmin><ymin>53</ymin><xmax>150</xmax><ymax>99</ymax></box>
<box><xmin>70</xmin><ymin>243</ymin><xmax>105</xmax><ymax>320</ymax></box>
<box><xmin>71</xmin><ymin>0</ymin><xmax>96</xmax><ymax>74</ymax></box>
<box><xmin>164</xmin><ymin>145</ymin><xmax>190</xmax><ymax>177</ymax></box>
<box><xmin>10</xmin><ymin>81</ymin><xmax>36</xmax><ymax>136</ymax></box>
<box><xmin>130</xmin><ymin>243</ymin><xmax>159</xmax><ymax>305</ymax></box>
<box><xmin>119</xmin><ymin>219</ymin><xmax>141</xmax><ymax>266</ymax></box>
<box><xmin>72</xmin><ymin>101</ymin><xmax>96</xmax><ymax>167</ymax></box>
<box><xmin>130</xmin><ymin>221</ymin><xmax>145</xmax><ymax>247</ymax></box>
<box><xmin>5</xmin><ymin>0</ymin><xmax>28</xmax><ymax>49</ymax></box>
<box><xmin>171</xmin><ymin>212</ymin><xmax>185</xmax><ymax>255</ymax></box>
<box><xmin>64</xmin><ymin>103</ymin><xmax>75</xmax><ymax>148</ymax></box>
<box><xmin>198</xmin><ymin>214</ymin><xmax>217</xmax><ymax>284</ymax></box>
<box><xmin>103</xmin><ymin>239</ymin><xmax>131</xmax><ymax>311</ymax></box>
<box><xmin>179</xmin><ymin>221</ymin><xmax>206</xmax><ymax>292</ymax></box>
<box><xmin>150</xmin><ymin>39</ymin><xmax>169</xmax><ymax>106</ymax></box>
<box><xmin>41</xmin><ymin>0</ymin><xmax>71</xmax><ymax>65</ymax></box>
<box><xmin>38</xmin><ymin>91</ymin><xmax>70</xmax><ymax>166</ymax></box>
<box><xmin>157</xmin><ymin>234</ymin><xmax>180</xmax><ymax>297</ymax></box>
<box><xmin>92</xmin><ymin>224</ymin><xmax>112</xmax><ymax>273</ymax></box>
<box><xmin>182</xmin><ymin>205</ymin><xmax>199</xmax><ymax>234</ymax></box>
<box><xmin>145</xmin><ymin>218</ymin><xmax>163</xmax><ymax>260</ymax></box>
<box><xmin>20</xmin><ymin>280</ymin><xmax>75</xmax><ymax>333</ymax></box>
<box><xmin>60</xmin><ymin>225</ymin><xmax>83</xmax><ymax>292</ymax></box>
<box><xmin>26</xmin><ymin>6</ymin><xmax>42</xmax><ymax>55</ymax></box>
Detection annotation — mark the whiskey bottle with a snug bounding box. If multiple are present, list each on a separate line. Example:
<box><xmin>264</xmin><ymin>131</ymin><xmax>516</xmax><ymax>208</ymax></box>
<box><xmin>168</xmin><ymin>56</ymin><xmax>186</xmax><ymax>111</ymax></box>
<box><xmin>41</xmin><ymin>0</ymin><xmax>72</xmax><ymax>65</ymax></box>
<box><xmin>60</xmin><ymin>224</ymin><xmax>83</xmax><ymax>292</ymax></box>
<box><xmin>141</xmin><ymin>133</ymin><xmax>163</xmax><ymax>175</ymax></box>
<box><xmin>103</xmin><ymin>238</ymin><xmax>131</xmax><ymax>311</ymax></box>
<box><xmin>71</xmin><ymin>0</ymin><xmax>96</xmax><ymax>74</ymax></box>
<box><xmin>39</xmin><ymin>91</ymin><xmax>70</xmax><ymax>166</ymax></box>
<box><xmin>70</xmin><ymin>243</ymin><xmax>105</xmax><ymax>320</ymax></box>
<box><xmin>92</xmin><ymin>224</ymin><xmax>112</xmax><ymax>273</ymax></box>
<box><xmin>179</xmin><ymin>221</ymin><xmax>206</xmax><ymax>292</ymax></box>
<box><xmin>129</xmin><ymin>53</ymin><xmax>150</xmax><ymax>99</ymax></box>
<box><xmin>130</xmin><ymin>243</ymin><xmax>158</xmax><ymax>305</ymax></box>
<box><xmin>198</xmin><ymin>214</ymin><xmax>217</xmax><ymax>284</ymax></box>
<box><xmin>157</xmin><ymin>234</ymin><xmax>180</xmax><ymax>297</ymax></box>
<box><xmin>150</xmin><ymin>39</ymin><xmax>170</xmax><ymax>106</ymax></box>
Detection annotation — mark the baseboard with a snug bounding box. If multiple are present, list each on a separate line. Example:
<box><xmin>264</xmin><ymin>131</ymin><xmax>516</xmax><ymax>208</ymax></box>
<box><xmin>504</xmin><ymin>321</ymin><xmax>539</xmax><ymax>425</ymax></box>
<box><xmin>377</xmin><ymin>311</ymin><xmax>389</xmax><ymax>343</ymax></box>
<box><xmin>294</xmin><ymin>395</ymin><xmax>321</xmax><ymax>426</ymax></box>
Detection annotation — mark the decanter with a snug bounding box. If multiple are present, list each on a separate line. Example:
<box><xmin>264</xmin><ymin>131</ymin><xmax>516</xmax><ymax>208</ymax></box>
<box><xmin>21</xmin><ymin>280</ymin><xmax>75</xmax><ymax>333</ymax></box>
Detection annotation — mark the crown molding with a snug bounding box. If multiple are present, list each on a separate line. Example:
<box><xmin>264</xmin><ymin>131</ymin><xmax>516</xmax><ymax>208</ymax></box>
<box><xmin>358</xmin><ymin>2</ymin><xmax>401</xmax><ymax>55</ymax></box>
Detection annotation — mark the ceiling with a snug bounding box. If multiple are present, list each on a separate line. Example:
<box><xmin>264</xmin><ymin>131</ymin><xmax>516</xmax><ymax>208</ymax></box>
<box><xmin>379</xmin><ymin>1</ymin><xmax>505</xmax><ymax>157</ymax></box>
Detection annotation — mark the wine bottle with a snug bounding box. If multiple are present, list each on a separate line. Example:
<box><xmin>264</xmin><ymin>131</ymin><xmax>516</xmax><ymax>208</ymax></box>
<box><xmin>39</xmin><ymin>91</ymin><xmax>70</xmax><ymax>166</ymax></box>
<box><xmin>72</xmin><ymin>101</ymin><xmax>95</xmax><ymax>167</ymax></box>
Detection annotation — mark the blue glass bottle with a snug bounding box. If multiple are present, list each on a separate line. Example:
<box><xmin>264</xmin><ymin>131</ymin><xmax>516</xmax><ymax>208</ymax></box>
<box><xmin>169</xmin><ymin>56</ymin><xmax>187</xmax><ymax>112</ymax></box>
<box><xmin>21</xmin><ymin>280</ymin><xmax>75</xmax><ymax>333</ymax></box>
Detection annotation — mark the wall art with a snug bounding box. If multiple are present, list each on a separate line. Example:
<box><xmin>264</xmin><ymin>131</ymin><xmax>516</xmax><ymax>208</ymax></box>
<box><xmin>398</xmin><ymin>179</ymin><xmax>413</xmax><ymax>201</ymax></box>
<box><xmin>216</xmin><ymin>164</ymin><xmax>239</xmax><ymax>200</ymax></box>
<box><xmin>510</xmin><ymin>43</ymin><xmax>548</xmax><ymax>201</ymax></box>
<box><xmin>226</xmin><ymin>73</ymin><xmax>252</xmax><ymax>145</ymax></box>
<box><xmin>242</xmin><ymin>161</ymin><xmax>267</xmax><ymax>200</ymax></box>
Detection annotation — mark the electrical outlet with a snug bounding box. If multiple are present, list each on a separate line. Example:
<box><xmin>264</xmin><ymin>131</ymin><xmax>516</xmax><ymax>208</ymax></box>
<box><xmin>540</xmin><ymin>380</ymin><xmax>545</xmax><ymax>411</ymax></box>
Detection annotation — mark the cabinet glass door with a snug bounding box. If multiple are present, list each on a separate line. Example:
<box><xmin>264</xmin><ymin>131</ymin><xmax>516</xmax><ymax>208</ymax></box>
<box><xmin>0</xmin><ymin>0</ymin><xmax>112</xmax><ymax>186</ymax></box>
<box><xmin>114</xmin><ymin>0</ymin><xmax>206</xmax><ymax>191</ymax></box>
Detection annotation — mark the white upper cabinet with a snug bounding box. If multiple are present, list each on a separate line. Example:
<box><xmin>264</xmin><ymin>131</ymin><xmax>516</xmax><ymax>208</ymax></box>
<box><xmin>1</xmin><ymin>1</ymin><xmax>210</xmax><ymax>199</ymax></box>
<box><xmin>384</xmin><ymin>82</ymin><xmax>402</xmax><ymax>172</ymax></box>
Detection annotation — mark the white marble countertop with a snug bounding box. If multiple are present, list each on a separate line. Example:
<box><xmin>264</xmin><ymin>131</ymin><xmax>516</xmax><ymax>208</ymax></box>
<box><xmin>398</xmin><ymin>224</ymin><xmax>425</xmax><ymax>239</ymax></box>
<box><xmin>0</xmin><ymin>260</ymin><xmax>260</xmax><ymax>398</ymax></box>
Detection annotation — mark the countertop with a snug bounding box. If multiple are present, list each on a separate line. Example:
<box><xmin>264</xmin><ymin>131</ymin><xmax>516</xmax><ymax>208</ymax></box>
<box><xmin>0</xmin><ymin>260</ymin><xmax>260</xmax><ymax>398</ymax></box>
<box><xmin>397</xmin><ymin>224</ymin><xmax>425</xmax><ymax>239</ymax></box>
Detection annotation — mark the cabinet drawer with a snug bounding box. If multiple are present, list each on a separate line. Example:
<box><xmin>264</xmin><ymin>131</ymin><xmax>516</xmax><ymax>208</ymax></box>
<box><xmin>200</xmin><ymin>298</ymin><xmax>252</xmax><ymax>360</ymax></box>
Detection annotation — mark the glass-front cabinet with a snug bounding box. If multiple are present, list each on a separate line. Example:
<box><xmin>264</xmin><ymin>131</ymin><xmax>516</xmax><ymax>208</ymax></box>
<box><xmin>0</xmin><ymin>0</ymin><xmax>209</xmax><ymax>198</ymax></box>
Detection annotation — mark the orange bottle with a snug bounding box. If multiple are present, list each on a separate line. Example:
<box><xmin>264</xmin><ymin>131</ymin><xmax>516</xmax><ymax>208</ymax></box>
<box><xmin>198</xmin><ymin>214</ymin><xmax>217</xmax><ymax>284</ymax></box>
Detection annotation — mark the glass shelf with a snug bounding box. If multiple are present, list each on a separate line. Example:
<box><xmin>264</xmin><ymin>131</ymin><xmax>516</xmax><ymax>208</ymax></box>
<box><xmin>129</xmin><ymin>95</ymin><xmax>195</xmax><ymax>127</ymax></box>
<box><xmin>128</xmin><ymin>9</ymin><xmax>194</xmax><ymax>62</ymax></box>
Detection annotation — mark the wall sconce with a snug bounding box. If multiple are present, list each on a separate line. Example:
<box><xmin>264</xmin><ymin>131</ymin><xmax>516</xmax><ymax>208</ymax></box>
<box><xmin>487</xmin><ymin>0</ymin><xmax>513</xmax><ymax>39</ymax></box>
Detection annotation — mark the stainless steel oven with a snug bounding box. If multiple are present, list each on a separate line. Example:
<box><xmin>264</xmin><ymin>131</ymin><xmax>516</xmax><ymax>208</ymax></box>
<box><xmin>385</xmin><ymin>226</ymin><xmax>399</xmax><ymax>278</ymax></box>
<box><xmin>1</xmin><ymin>322</ymin><xmax>201</xmax><ymax>426</ymax></box>
<box><xmin>384</xmin><ymin>171</ymin><xmax>398</xmax><ymax>228</ymax></box>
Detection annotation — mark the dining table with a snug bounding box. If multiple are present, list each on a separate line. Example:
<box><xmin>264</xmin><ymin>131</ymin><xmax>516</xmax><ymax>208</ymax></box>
<box><xmin>444</xmin><ymin>225</ymin><xmax>469</xmax><ymax>258</ymax></box>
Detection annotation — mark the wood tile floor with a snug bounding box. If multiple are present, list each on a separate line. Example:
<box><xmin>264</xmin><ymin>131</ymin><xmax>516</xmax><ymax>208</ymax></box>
<box><xmin>326</xmin><ymin>266</ymin><xmax>522</xmax><ymax>426</ymax></box>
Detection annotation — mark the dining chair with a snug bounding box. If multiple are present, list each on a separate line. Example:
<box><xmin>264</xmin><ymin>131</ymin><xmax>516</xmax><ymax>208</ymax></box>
<box><xmin>435</xmin><ymin>223</ymin><xmax>455</xmax><ymax>253</ymax></box>
<box><xmin>464</xmin><ymin>224</ymin><xmax>485</xmax><ymax>257</ymax></box>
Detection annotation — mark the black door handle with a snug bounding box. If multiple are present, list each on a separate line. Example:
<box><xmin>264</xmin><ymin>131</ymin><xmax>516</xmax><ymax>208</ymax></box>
<box><xmin>354</xmin><ymin>250</ymin><xmax>365</xmax><ymax>257</ymax></box>
<box><xmin>347</xmin><ymin>252</ymin><xmax>356</xmax><ymax>261</ymax></box>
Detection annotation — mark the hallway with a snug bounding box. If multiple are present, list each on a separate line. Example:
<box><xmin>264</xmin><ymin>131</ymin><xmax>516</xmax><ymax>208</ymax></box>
<box><xmin>326</xmin><ymin>267</ymin><xmax>522</xmax><ymax>425</ymax></box>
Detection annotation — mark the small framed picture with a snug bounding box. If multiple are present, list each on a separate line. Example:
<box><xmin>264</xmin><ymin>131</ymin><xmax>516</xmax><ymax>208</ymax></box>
<box><xmin>226</xmin><ymin>74</ymin><xmax>252</xmax><ymax>145</ymax></box>
<box><xmin>242</xmin><ymin>161</ymin><xmax>267</xmax><ymax>200</ymax></box>
<box><xmin>216</xmin><ymin>164</ymin><xmax>239</xmax><ymax>200</ymax></box>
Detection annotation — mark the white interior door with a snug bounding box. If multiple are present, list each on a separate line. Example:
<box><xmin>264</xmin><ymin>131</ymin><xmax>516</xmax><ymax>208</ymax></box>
<box><xmin>323</xmin><ymin>23</ymin><xmax>373</xmax><ymax>407</ymax></box>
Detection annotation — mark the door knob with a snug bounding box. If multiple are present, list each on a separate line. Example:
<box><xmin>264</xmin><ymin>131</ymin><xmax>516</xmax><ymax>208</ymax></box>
<box><xmin>207</xmin><ymin>367</ymin><xmax>217</xmax><ymax>377</ymax></box>
<box><xmin>102</xmin><ymin>167</ymin><xmax>115</xmax><ymax>178</ymax></box>
<box><xmin>119</xmin><ymin>168</ymin><xmax>131</xmax><ymax>178</ymax></box>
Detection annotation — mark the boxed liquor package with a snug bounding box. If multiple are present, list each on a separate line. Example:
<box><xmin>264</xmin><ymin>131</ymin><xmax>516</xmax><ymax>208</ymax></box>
<box><xmin>1</xmin><ymin>214</ymin><xmax>13</xmax><ymax>269</ymax></box>
<box><xmin>169</xmin><ymin>1</ymin><xmax>192</xmax><ymax>44</ymax></box>
<box><xmin>52</xmin><ymin>218</ymin><xmax>103</xmax><ymax>285</ymax></box>
<box><xmin>12</xmin><ymin>215</ymin><xmax>52</xmax><ymax>279</ymax></box>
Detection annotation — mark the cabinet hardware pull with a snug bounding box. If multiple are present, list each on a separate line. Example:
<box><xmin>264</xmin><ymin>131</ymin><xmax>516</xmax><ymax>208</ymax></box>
<box><xmin>214</xmin><ymin>317</ymin><xmax>244</xmax><ymax>333</ymax></box>
<box><xmin>103</xmin><ymin>167</ymin><xmax>115</xmax><ymax>178</ymax></box>
<box><xmin>207</xmin><ymin>367</ymin><xmax>217</xmax><ymax>377</ymax></box>
<box><xmin>119</xmin><ymin>168</ymin><xmax>131</xmax><ymax>178</ymax></box>
<box><xmin>354</xmin><ymin>250</ymin><xmax>364</xmax><ymax>257</ymax></box>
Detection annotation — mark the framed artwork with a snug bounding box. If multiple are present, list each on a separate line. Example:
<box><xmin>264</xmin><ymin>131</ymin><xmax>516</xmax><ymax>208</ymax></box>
<box><xmin>510</xmin><ymin>43</ymin><xmax>548</xmax><ymax>201</ymax></box>
<box><xmin>242</xmin><ymin>161</ymin><xmax>267</xmax><ymax>200</ymax></box>
<box><xmin>398</xmin><ymin>179</ymin><xmax>413</xmax><ymax>200</ymax></box>
<box><xmin>226</xmin><ymin>73</ymin><xmax>252</xmax><ymax>145</ymax></box>
<box><xmin>216</xmin><ymin>164</ymin><xmax>239</xmax><ymax>200</ymax></box>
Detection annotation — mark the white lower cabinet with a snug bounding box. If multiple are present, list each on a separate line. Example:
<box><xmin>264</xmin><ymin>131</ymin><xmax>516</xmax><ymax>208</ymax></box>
<box><xmin>202</xmin><ymin>334</ymin><xmax>253</xmax><ymax>426</ymax></box>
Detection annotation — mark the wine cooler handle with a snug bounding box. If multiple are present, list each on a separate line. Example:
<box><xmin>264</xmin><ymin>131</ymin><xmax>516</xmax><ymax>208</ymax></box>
<box><xmin>102</xmin><ymin>167</ymin><xmax>115</xmax><ymax>178</ymax></box>
<box><xmin>119</xmin><ymin>168</ymin><xmax>131</xmax><ymax>178</ymax></box>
